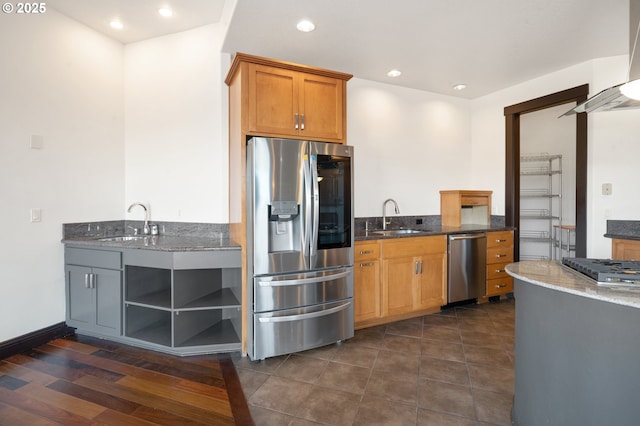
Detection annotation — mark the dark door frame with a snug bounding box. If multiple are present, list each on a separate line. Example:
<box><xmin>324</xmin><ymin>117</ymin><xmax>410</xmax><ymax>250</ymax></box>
<box><xmin>504</xmin><ymin>84</ymin><xmax>589</xmax><ymax>260</ymax></box>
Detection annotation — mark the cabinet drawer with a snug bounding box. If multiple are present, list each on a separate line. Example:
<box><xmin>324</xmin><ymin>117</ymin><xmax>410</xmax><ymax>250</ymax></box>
<box><xmin>487</xmin><ymin>246</ymin><xmax>514</xmax><ymax>264</ymax></box>
<box><xmin>382</xmin><ymin>235</ymin><xmax>447</xmax><ymax>258</ymax></box>
<box><xmin>487</xmin><ymin>261</ymin><xmax>511</xmax><ymax>280</ymax></box>
<box><xmin>461</xmin><ymin>195</ymin><xmax>489</xmax><ymax>206</ymax></box>
<box><xmin>487</xmin><ymin>277</ymin><xmax>513</xmax><ymax>296</ymax></box>
<box><xmin>487</xmin><ymin>231</ymin><xmax>514</xmax><ymax>248</ymax></box>
<box><xmin>355</xmin><ymin>241</ymin><xmax>380</xmax><ymax>261</ymax></box>
<box><xmin>66</xmin><ymin>247</ymin><xmax>122</xmax><ymax>269</ymax></box>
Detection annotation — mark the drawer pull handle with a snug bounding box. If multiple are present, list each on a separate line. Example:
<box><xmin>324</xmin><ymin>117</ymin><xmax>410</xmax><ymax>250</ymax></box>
<box><xmin>496</xmin><ymin>239</ymin><xmax>507</xmax><ymax>242</ymax></box>
<box><xmin>359</xmin><ymin>250</ymin><xmax>373</xmax><ymax>255</ymax></box>
<box><xmin>495</xmin><ymin>269</ymin><xmax>505</xmax><ymax>273</ymax></box>
<box><xmin>359</xmin><ymin>262</ymin><xmax>374</xmax><ymax>267</ymax></box>
<box><xmin>495</xmin><ymin>254</ymin><xmax>507</xmax><ymax>258</ymax></box>
<box><xmin>496</xmin><ymin>284</ymin><xmax>507</xmax><ymax>288</ymax></box>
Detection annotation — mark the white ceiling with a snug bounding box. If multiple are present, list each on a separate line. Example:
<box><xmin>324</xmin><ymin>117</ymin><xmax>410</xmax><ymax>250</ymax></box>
<box><xmin>46</xmin><ymin>0</ymin><xmax>226</xmax><ymax>44</ymax></box>
<box><xmin>47</xmin><ymin>0</ymin><xmax>631</xmax><ymax>99</ymax></box>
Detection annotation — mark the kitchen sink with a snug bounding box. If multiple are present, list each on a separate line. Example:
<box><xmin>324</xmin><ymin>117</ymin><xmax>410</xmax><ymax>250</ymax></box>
<box><xmin>98</xmin><ymin>236</ymin><xmax>146</xmax><ymax>242</ymax></box>
<box><xmin>370</xmin><ymin>229</ymin><xmax>427</xmax><ymax>236</ymax></box>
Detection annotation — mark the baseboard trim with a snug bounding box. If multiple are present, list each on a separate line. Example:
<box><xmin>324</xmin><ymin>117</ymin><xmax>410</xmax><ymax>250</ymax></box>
<box><xmin>0</xmin><ymin>322</ymin><xmax>75</xmax><ymax>360</ymax></box>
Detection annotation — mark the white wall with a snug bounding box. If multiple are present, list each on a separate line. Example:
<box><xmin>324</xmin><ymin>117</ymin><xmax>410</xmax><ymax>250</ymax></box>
<box><xmin>0</xmin><ymin>10</ymin><xmax>124</xmax><ymax>342</ymax></box>
<box><xmin>347</xmin><ymin>79</ymin><xmax>472</xmax><ymax>217</ymax></box>
<box><xmin>124</xmin><ymin>24</ymin><xmax>229</xmax><ymax>223</ymax></box>
<box><xmin>472</xmin><ymin>55</ymin><xmax>640</xmax><ymax>258</ymax></box>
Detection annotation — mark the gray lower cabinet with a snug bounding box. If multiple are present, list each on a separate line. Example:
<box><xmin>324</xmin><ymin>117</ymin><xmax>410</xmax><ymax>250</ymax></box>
<box><xmin>65</xmin><ymin>247</ymin><xmax>122</xmax><ymax>337</ymax></box>
<box><xmin>64</xmin><ymin>245</ymin><xmax>242</xmax><ymax>356</ymax></box>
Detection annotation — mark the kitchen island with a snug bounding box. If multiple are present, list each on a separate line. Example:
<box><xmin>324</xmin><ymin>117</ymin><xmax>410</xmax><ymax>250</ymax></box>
<box><xmin>506</xmin><ymin>261</ymin><xmax>640</xmax><ymax>426</ymax></box>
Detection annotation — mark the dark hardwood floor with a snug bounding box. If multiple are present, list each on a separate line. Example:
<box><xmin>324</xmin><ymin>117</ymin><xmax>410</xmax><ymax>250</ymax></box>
<box><xmin>0</xmin><ymin>334</ymin><xmax>253</xmax><ymax>425</ymax></box>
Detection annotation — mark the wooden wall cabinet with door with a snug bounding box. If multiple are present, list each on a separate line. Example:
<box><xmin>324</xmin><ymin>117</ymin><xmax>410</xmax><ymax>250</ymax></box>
<box><xmin>227</xmin><ymin>52</ymin><xmax>352</xmax><ymax>144</ymax></box>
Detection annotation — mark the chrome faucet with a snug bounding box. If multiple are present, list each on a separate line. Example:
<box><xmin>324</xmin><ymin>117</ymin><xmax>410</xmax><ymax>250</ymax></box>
<box><xmin>127</xmin><ymin>202</ymin><xmax>150</xmax><ymax>235</ymax></box>
<box><xmin>382</xmin><ymin>198</ymin><xmax>400</xmax><ymax>230</ymax></box>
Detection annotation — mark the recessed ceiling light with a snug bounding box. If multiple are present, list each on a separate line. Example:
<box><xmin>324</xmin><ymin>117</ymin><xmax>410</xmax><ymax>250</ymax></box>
<box><xmin>110</xmin><ymin>19</ymin><xmax>123</xmax><ymax>30</ymax></box>
<box><xmin>452</xmin><ymin>84</ymin><xmax>467</xmax><ymax>91</ymax></box>
<box><xmin>296</xmin><ymin>20</ymin><xmax>315</xmax><ymax>32</ymax></box>
<box><xmin>158</xmin><ymin>8</ymin><xmax>173</xmax><ymax>17</ymax></box>
<box><xmin>387</xmin><ymin>69</ymin><xmax>402</xmax><ymax>78</ymax></box>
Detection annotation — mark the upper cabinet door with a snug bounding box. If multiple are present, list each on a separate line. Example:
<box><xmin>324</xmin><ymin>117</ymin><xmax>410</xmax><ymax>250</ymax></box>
<box><xmin>248</xmin><ymin>64</ymin><xmax>299</xmax><ymax>137</ymax></box>
<box><xmin>299</xmin><ymin>73</ymin><xmax>344</xmax><ymax>141</ymax></box>
<box><xmin>246</xmin><ymin>63</ymin><xmax>346</xmax><ymax>142</ymax></box>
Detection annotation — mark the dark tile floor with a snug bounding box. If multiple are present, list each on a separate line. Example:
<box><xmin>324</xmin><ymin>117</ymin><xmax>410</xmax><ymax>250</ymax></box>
<box><xmin>234</xmin><ymin>298</ymin><xmax>515</xmax><ymax>426</ymax></box>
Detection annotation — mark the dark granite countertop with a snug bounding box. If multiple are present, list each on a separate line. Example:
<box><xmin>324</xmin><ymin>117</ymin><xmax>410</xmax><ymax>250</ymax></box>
<box><xmin>604</xmin><ymin>220</ymin><xmax>640</xmax><ymax>241</ymax></box>
<box><xmin>62</xmin><ymin>235</ymin><xmax>240</xmax><ymax>251</ymax></box>
<box><xmin>61</xmin><ymin>220</ymin><xmax>240</xmax><ymax>251</ymax></box>
<box><xmin>355</xmin><ymin>224</ymin><xmax>514</xmax><ymax>241</ymax></box>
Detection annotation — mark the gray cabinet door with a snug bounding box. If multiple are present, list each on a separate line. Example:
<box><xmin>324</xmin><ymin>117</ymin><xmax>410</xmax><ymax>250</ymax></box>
<box><xmin>66</xmin><ymin>264</ymin><xmax>121</xmax><ymax>336</ymax></box>
<box><xmin>67</xmin><ymin>265</ymin><xmax>93</xmax><ymax>327</ymax></box>
<box><xmin>94</xmin><ymin>267</ymin><xmax>122</xmax><ymax>335</ymax></box>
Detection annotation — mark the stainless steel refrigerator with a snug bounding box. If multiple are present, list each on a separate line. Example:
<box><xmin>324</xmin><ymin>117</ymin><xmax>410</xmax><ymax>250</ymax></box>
<box><xmin>247</xmin><ymin>137</ymin><xmax>354</xmax><ymax>360</ymax></box>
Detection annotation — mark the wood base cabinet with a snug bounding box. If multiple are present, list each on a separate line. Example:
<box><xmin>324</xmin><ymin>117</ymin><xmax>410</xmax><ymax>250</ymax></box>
<box><xmin>612</xmin><ymin>238</ymin><xmax>640</xmax><ymax>260</ymax></box>
<box><xmin>354</xmin><ymin>241</ymin><xmax>381</xmax><ymax>324</ymax></box>
<box><xmin>382</xmin><ymin>236</ymin><xmax>447</xmax><ymax>316</ymax></box>
<box><xmin>354</xmin><ymin>236</ymin><xmax>446</xmax><ymax>329</ymax></box>
<box><xmin>485</xmin><ymin>230</ymin><xmax>514</xmax><ymax>297</ymax></box>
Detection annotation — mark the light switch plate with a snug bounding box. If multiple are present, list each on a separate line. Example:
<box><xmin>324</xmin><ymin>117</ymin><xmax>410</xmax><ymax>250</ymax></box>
<box><xmin>602</xmin><ymin>183</ymin><xmax>612</xmax><ymax>195</ymax></box>
<box><xmin>30</xmin><ymin>208</ymin><xmax>42</xmax><ymax>222</ymax></box>
<box><xmin>30</xmin><ymin>134</ymin><xmax>43</xmax><ymax>149</ymax></box>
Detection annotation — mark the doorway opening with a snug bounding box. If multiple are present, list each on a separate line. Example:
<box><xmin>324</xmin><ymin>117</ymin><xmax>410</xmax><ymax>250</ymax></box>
<box><xmin>504</xmin><ymin>85</ymin><xmax>589</xmax><ymax>260</ymax></box>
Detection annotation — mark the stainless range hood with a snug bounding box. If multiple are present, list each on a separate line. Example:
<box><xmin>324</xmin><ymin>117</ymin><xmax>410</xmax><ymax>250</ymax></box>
<box><xmin>563</xmin><ymin>0</ymin><xmax>640</xmax><ymax>115</ymax></box>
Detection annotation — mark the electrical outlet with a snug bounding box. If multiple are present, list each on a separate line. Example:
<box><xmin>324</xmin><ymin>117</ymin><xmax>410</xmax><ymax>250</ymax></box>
<box><xmin>602</xmin><ymin>183</ymin><xmax>612</xmax><ymax>195</ymax></box>
<box><xmin>416</xmin><ymin>218</ymin><xmax>423</xmax><ymax>225</ymax></box>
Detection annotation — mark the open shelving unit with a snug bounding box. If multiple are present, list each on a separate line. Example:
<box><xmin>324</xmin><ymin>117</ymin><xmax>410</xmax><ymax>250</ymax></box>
<box><xmin>520</xmin><ymin>154</ymin><xmax>562</xmax><ymax>260</ymax></box>
<box><xmin>123</xmin><ymin>251</ymin><xmax>242</xmax><ymax>355</ymax></box>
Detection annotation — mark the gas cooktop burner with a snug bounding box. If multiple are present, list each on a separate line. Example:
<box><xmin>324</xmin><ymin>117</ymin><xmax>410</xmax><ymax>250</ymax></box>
<box><xmin>562</xmin><ymin>258</ymin><xmax>640</xmax><ymax>286</ymax></box>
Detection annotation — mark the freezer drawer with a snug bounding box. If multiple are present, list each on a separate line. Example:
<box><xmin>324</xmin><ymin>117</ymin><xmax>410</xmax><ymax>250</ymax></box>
<box><xmin>254</xmin><ymin>268</ymin><xmax>353</xmax><ymax>312</ymax></box>
<box><xmin>253</xmin><ymin>299</ymin><xmax>354</xmax><ymax>360</ymax></box>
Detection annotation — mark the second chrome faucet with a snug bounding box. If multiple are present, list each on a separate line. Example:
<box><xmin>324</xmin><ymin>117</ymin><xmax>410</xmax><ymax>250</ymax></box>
<box><xmin>382</xmin><ymin>198</ymin><xmax>400</xmax><ymax>230</ymax></box>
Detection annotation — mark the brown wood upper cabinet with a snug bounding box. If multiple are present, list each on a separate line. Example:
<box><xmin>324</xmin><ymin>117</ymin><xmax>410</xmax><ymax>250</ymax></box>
<box><xmin>440</xmin><ymin>190</ymin><xmax>492</xmax><ymax>227</ymax></box>
<box><xmin>226</xmin><ymin>53</ymin><xmax>352</xmax><ymax>144</ymax></box>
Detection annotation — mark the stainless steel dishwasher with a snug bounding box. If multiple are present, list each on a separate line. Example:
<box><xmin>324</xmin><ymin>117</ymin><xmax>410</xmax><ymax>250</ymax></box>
<box><xmin>447</xmin><ymin>233</ymin><xmax>486</xmax><ymax>304</ymax></box>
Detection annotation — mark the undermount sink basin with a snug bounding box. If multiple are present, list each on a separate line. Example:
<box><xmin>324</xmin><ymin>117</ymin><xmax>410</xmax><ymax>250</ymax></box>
<box><xmin>370</xmin><ymin>229</ymin><xmax>427</xmax><ymax>236</ymax></box>
<box><xmin>98</xmin><ymin>235</ymin><xmax>146</xmax><ymax>242</ymax></box>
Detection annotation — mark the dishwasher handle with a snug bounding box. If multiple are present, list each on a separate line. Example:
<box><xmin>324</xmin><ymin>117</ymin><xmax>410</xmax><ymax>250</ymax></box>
<box><xmin>449</xmin><ymin>233</ymin><xmax>486</xmax><ymax>241</ymax></box>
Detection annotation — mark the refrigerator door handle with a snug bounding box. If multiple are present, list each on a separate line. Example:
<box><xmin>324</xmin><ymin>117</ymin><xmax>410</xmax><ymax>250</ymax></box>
<box><xmin>257</xmin><ymin>270</ymin><xmax>351</xmax><ymax>287</ymax></box>
<box><xmin>310</xmin><ymin>154</ymin><xmax>319</xmax><ymax>258</ymax></box>
<box><xmin>257</xmin><ymin>301</ymin><xmax>351</xmax><ymax>323</ymax></box>
<box><xmin>302</xmin><ymin>154</ymin><xmax>312</xmax><ymax>259</ymax></box>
